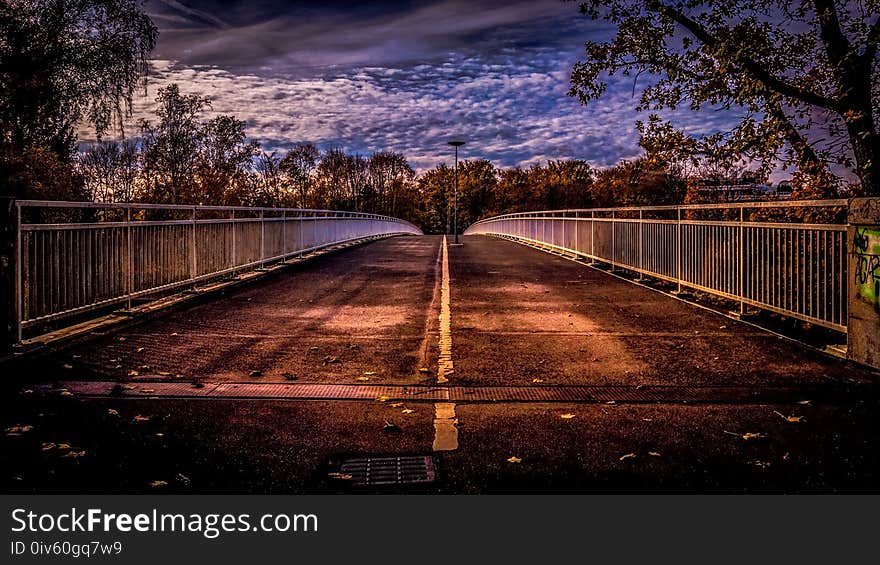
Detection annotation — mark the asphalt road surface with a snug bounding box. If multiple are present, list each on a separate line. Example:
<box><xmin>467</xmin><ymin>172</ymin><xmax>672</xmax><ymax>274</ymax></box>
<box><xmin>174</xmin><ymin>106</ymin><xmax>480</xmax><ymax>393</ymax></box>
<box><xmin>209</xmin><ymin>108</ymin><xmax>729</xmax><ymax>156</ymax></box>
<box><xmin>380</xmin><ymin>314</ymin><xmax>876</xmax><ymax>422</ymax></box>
<box><xmin>2</xmin><ymin>235</ymin><xmax>878</xmax><ymax>493</ymax></box>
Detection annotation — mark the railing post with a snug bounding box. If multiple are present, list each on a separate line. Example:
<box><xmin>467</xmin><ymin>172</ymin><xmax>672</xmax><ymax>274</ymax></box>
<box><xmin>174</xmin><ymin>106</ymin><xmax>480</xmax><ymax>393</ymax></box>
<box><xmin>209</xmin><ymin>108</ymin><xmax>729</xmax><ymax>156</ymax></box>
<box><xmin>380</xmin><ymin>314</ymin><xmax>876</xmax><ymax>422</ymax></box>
<box><xmin>1</xmin><ymin>197</ymin><xmax>20</xmax><ymax>346</ymax></box>
<box><xmin>611</xmin><ymin>210</ymin><xmax>616</xmax><ymax>271</ymax></box>
<box><xmin>281</xmin><ymin>210</ymin><xmax>287</xmax><ymax>260</ymax></box>
<box><xmin>676</xmin><ymin>206</ymin><xmax>682</xmax><ymax>293</ymax></box>
<box><xmin>259</xmin><ymin>210</ymin><xmax>265</xmax><ymax>267</ymax></box>
<box><xmin>230</xmin><ymin>209</ymin><xmax>236</xmax><ymax>275</ymax></box>
<box><xmin>639</xmin><ymin>209</ymin><xmax>644</xmax><ymax>277</ymax></box>
<box><xmin>591</xmin><ymin>210</ymin><xmax>595</xmax><ymax>259</ymax></box>
<box><xmin>190</xmin><ymin>207</ymin><xmax>197</xmax><ymax>283</ymax></box>
<box><xmin>125</xmin><ymin>205</ymin><xmax>132</xmax><ymax>310</ymax></box>
<box><xmin>739</xmin><ymin>206</ymin><xmax>744</xmax><ymax>314</ymax></box>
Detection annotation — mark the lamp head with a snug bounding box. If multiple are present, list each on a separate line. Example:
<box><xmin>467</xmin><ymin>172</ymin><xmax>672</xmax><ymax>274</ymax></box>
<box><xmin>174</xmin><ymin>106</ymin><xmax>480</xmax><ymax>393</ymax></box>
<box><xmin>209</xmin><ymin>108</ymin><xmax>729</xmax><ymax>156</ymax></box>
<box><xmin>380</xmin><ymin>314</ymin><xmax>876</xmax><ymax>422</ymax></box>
<box><xmin>447</xmin><ymin>140</ymin><xmax>466</xmax><ymax>147</ymax></box>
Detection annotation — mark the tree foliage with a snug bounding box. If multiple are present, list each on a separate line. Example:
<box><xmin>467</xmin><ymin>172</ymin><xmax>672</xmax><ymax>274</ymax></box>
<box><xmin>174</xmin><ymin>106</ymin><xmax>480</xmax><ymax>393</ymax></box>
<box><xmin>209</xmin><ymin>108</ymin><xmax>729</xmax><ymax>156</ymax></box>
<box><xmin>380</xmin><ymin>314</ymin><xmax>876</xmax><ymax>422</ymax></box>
<box><xmin>569</xmin><ymin>0</ymin><xmax>880</xmax><ymax>196</ymax></box>
<box><xmin>0</xmin><ymin>0</ymin><xmax>157</xmax><ymax>159</ymax></box>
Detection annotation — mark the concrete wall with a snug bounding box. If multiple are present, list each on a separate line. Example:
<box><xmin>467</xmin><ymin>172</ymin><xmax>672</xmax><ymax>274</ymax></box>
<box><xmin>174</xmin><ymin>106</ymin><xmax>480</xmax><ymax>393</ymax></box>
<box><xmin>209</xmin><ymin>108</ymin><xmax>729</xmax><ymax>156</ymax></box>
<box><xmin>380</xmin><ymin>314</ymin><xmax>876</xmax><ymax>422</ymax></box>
<box><xmin>848</xmin><ymin>198</ymin><xmax>880</xmax><ymax>369</ymax></box>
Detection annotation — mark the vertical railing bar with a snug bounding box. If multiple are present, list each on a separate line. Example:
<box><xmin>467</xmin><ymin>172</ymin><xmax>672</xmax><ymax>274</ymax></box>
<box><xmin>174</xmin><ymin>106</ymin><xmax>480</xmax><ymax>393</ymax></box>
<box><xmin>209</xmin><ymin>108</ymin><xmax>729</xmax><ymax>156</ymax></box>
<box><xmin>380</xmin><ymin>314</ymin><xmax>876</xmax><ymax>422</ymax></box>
<box><xmin>125</xmin><ymin>205</ymin><xmax>132</xmax><ymax>310</ymax></box>
<box><xmin>676</xmin><ymin>207</ymin><xmax>681</xmax><ymax>292</ymax></box>
<box><xmin>738</xmin><ymin>207</ymin><xmax>744</xmax><ymax>313</ymax></box>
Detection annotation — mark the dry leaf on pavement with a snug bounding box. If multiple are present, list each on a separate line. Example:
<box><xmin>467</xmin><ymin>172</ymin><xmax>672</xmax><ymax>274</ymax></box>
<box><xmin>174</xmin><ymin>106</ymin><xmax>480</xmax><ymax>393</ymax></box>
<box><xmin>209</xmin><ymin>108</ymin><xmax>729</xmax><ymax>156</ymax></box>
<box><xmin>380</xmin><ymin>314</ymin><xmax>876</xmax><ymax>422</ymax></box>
<box><xmin>619</xmin><ymin>453</ymin><xmax>636</xmax><ymax>461</ymax></box>
<box><xmin>560</xmin><ymin>413</ymin><xmax>576</xmax><ymax>419</ymax></box>
<box><xmin>774</xmin><ymin>411</ymin><xmax>805</xmax><ymax>423</ymax></box>
<box><xmin>507</xmin><ymin>456</ymin><xmax>522</xmax><ymax>463</ymax></box>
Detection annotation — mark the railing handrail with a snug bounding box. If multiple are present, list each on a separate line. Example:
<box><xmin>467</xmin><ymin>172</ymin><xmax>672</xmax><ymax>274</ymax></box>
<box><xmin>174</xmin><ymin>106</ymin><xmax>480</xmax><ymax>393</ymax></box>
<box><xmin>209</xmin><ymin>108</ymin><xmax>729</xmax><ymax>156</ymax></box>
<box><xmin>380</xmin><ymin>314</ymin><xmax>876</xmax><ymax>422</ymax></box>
<box><xmin>15</xmin><ymin>199</ymin><xmax>421</xmax><ymax>231</ymax></box>
<box><xmin>466</xmin><ymin>198</ymin><xmax>850</xmax><ymax>227</ymax></box>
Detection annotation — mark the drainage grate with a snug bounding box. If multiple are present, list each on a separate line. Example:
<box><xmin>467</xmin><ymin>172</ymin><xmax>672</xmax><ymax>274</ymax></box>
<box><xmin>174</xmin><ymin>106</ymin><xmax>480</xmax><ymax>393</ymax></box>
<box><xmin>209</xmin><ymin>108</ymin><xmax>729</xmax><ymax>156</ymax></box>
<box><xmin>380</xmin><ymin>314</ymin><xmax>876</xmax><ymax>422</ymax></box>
<box><xmin>339</xmin><ymin>456</ymin><xmax>436</xmax><ymax>486</ymax></box>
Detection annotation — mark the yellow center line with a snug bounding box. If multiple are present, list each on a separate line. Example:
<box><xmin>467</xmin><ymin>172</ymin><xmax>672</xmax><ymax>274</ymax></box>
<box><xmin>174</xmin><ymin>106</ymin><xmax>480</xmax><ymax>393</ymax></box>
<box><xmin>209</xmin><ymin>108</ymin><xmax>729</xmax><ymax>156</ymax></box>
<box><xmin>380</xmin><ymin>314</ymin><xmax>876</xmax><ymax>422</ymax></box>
<box><xmin>437</xmin><ymin>235</ymin><xmax>453</xmax><ymax>384</ymax></box>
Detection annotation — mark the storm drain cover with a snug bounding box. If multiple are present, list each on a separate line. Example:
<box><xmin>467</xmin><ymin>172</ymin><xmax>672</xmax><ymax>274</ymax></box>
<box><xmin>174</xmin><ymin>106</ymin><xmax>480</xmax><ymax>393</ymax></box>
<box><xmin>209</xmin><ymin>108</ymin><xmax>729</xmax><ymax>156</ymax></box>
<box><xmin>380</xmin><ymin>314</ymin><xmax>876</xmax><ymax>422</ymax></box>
<box><xmin>339</xmin><ymin>456</ymin><xmax>436</xmax><ymax>486</ymax></box>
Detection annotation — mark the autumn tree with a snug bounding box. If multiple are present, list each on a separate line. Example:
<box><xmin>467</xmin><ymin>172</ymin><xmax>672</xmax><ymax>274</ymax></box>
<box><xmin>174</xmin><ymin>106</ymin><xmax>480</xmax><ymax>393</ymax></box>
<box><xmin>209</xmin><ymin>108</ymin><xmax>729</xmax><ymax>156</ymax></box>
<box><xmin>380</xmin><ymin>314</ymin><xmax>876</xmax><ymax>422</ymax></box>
<box><xmin>140</xmin><ymin>85</ymin><xmax>210</xmax><ymax>204</ymax></box>
<box><xmin>78</xmin><ymin>139</ymin><xmax>140</xmax><ymax>202</ymax></box>
<box><xmin>198</xmin><ymin>115</ymin><xmax>259</xmax><ymax>205</ymax></box>
<box><xmin>0</xmin><ymin>0</ymin><xmax>157</xmax><ymax>160</ymax></box>
<box><xmin>368</xmin><ymin>151</ymin><xmax>415</xmax><ymax>216</ymax></box>
<box><xmin>569</xmin><ymin>0</ymin><xmax>880</xmax><ymax>196</ymax></box>
<box><xmin>279</xmin><ymin>143</ymin><xmax>320</xmax><ymax>208</ymax></box>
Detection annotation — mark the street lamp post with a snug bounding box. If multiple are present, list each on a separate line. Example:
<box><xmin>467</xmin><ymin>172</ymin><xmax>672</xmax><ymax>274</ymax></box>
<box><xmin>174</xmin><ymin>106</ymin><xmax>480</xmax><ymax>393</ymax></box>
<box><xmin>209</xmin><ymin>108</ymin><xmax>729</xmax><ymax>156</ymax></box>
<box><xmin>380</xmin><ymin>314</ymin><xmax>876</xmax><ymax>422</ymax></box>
<box><xmin>448</xmin><ymin>140</ymin><xmax>465</xmax><ymax>244</ymax></box>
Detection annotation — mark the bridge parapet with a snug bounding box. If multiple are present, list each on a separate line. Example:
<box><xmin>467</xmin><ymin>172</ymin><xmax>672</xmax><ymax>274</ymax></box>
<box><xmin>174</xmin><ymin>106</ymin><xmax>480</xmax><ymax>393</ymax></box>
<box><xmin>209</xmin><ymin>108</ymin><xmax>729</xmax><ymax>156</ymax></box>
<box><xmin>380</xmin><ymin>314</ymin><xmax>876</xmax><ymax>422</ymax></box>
<box><xmin>8</xmin><ymin>200</ymin><xmax>421</xmax><ymax>343</ymax></box>
<box><xmin>465</xmin><ymin>199</ymin><xmax>880</xmax><ymax>370</ymax></box>
<box><xmin>849</xmin><ymin>199</ymin><xmax>880</xmax><ymax>368</ymax></box>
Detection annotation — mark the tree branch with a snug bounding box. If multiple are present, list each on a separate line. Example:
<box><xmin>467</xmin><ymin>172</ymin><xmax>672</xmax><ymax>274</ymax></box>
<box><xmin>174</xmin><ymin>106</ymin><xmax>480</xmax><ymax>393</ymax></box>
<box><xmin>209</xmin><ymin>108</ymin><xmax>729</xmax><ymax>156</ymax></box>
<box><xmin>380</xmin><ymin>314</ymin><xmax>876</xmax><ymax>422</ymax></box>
<box><xmin>648</xmin><ymin>1</ymin><xmax>844</xmax><ymax>113</ymax></box>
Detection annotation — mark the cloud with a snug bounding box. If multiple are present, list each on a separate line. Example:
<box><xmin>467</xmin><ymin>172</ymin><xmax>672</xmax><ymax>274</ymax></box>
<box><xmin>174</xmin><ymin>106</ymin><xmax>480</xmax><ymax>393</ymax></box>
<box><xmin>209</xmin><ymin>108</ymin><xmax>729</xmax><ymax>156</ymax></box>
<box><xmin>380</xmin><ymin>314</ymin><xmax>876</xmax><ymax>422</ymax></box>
<box><xmin>83</xmin><ymin>1</ymin><xmax>749</xmax><ymax>173</ymax></box>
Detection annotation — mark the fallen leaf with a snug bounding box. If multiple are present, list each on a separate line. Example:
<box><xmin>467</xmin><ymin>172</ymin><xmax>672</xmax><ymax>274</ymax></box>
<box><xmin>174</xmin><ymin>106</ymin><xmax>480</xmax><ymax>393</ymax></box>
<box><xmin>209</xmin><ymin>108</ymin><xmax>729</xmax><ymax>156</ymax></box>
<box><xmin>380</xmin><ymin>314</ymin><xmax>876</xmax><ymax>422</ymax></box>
<box><xmin>20</xmin><ymin>389</ymin><xmax>33</xmax><ymax>395</ymax></box>
<box><xmin>138</xmin><ymin>365</ymin><xmax>151</xmax><ymax>371</ymax></box>
<box><xmin>774</xmin><ymin>411</ymin><xmax>805</xmax><ymax>423</ymax></box>
<box><xmin>56</xmin><ymin>443</ymin><xmax>72</xmax><ymax>450</ymax></box>
<box><xmin>323</xmin><ymin>356</ymin><xmax>339</xmax><ymax>364</ymax></box>
<box><xmin>363</xmin><ymin>371</ymin><xmax>378</xmax><ymax>376</ymax></box>
<box><xmin>401</xmin><ymin>409</ymin><xmax>414</xmax><ymax>414</ymax></box>
<box><xmin>619</xmin><ymin>453</ymin><xmax>636</xmax><ymax>461</ymax></box>
<box><xmin>107</xmin><ymin>409</ymin><xmax>119</xmax><ymax>416</ymax></box>
<box><xmin>41</xmin><ymin>442</ymin><xmax>57</xmax><ymax>451</ymax></box>
<box><xmin>149</xmin><ymin>480</ymin><xmax>168</xmax><ymax>488</ymax></box>
<box><xmin>123</xmin><ymin>384</ymin><xmax>136</xmax><ymax>390</ymax></box>
<box><xmin>648</xmin><ymin>451</ymin><xmax>661</xmax><ymax>457</ymax></box>
<box><xmin>418</xmin><ymin>367</ymin><xmax>430</xmax><ymax>373</ymax></box>
<box><xmin>356</xmin><ymin>376</ymin><xmax>370</xmax><ymax>382</ymax></box>
<box><xmin>133</xmin><ymin>415</ymin><xmax>150</xmax><ymax>422</ymax></box>
<box><xmin>327</xmin><ymin>472</ymin><xmax>353</xmax><ymax>480</ymax></box>
<box><xmin>724</xmin><ymin>431</ymin><xmax>765</xmax><ymax>440</ymax></box>
<box><xmin>62</xmin><ymin>363</ymin><xmax>73</xmax><ymax>370</ymax></box>
<box><xmin>797</xmin><ymin>400</ymin><xmax>813</xmax><ymax>406</ymax></box>
<box><xmin>532</xmin><ymin>378</ymin><xmax>544</xmax><ymax>383</ymax></box>
<box><xmin>140</xmin><ymin>388</ymin><xmax>156</xmax><ymax>394</ymax></box>
<box><xmin>61</xmin><ymin>450</ymin><xmax>87</xmax><ymax>459</ymax></box>
<box><xmin>389</xmin><ymin>402</ymin><xmax>403</xmax><ymax>408</ymax></box>
<box><xmin>375</xmin><ymin>396</ymin><xmax>390</xmax><ymax>403</ymax></box>
<box><xmin>559</xmin><ymin>413</ymin><xmax>576</xmax><ymax>419</ymax></box>
<box><xmin>605</xmin><ymin>400</ymin><xmax>616</xmax><ymax>405</ymax></box>
<box><xmin>59</xmin><ymin>391</ymin><xmax>74</xmax><ymax>397</ymax></box>
<box><xmin>507</xmin><ymin>456</ymin><xmax>522</xmax><ymax>464</ymax></box>
<box><xmin>136</xmin><ymin>347</ymin><xmax>145</xmax><ymax>353</ymax></box>
<box><xmin>157</xmin><ymin>371</ymin><xmax>172</xmax><ymax>377</ymax></box>
<box><xmin>170</xmin><ymin>333</ymin><xmax>179</xmax><ymax>337</ymax></box>
<box><xmin>128</xmin><ymin>370</ymin><xmax>140</xmax><ymax>377</ymax></box>
<box><xmin>118</xmin><ymin>337</ymin><xmax>126</xmax><ymax>342</ymax></box>
<box><xmin>6</xmin><ymin>424</ymin><xmax>34</xmax><ymax>434</ymax></box>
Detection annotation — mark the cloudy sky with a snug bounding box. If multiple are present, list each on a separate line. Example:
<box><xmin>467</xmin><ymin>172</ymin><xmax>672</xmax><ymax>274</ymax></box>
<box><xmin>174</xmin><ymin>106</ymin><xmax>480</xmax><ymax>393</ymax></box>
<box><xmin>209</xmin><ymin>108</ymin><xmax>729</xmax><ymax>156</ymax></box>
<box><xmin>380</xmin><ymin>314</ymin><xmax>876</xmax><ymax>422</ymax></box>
<box><xmin>102</xmin><ymin>0</ymin><xmax>745</xmax><ymax>171</ymax></box>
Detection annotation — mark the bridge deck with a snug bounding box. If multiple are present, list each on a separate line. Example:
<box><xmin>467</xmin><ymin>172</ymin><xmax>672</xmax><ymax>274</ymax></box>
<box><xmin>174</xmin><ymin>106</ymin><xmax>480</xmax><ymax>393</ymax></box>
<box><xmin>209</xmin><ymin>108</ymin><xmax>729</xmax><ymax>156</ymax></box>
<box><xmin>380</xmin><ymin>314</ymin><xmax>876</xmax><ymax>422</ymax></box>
<box><xmin>2</xmin><ymin>235</ymin><xmax>878</xmax><ymax>493</ymax></box>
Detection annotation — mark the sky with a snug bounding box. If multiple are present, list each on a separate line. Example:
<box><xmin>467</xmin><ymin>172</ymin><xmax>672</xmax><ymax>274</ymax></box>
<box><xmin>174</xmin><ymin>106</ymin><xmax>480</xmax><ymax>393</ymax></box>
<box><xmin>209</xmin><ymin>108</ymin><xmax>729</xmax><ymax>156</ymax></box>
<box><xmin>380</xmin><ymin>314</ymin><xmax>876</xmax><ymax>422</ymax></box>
<box><xmin>96</xmin><ymin>0</ymin><xmax>748</xmax><ymax>172</ymax></box>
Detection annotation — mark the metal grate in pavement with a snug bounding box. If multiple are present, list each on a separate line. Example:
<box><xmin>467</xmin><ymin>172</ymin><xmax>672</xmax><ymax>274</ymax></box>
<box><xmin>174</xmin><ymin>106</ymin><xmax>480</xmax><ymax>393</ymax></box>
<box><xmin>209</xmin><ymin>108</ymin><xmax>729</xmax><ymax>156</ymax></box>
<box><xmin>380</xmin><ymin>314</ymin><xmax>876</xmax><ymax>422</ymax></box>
<box><xmin>45</xmin><ymin>380</ymin><xmax>830</xmax><ymax>405</ymax></box>
<box><xmin>339</xmin><ymin>456</ymin><xmax>436</xmax><ymax>486</ymax></box>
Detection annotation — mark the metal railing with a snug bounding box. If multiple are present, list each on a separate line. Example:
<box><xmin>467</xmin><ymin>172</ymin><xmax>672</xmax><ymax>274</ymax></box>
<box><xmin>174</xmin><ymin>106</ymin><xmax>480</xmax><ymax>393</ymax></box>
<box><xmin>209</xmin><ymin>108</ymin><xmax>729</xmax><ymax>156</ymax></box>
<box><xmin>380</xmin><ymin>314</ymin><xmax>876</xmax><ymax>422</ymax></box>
<box><xmin>464</xmin><ymin>200</ymin><xmax>849</xmax><ymax>333</ymax></box>
<box><xmin>14</xmin><ymin>200</ymin><xmax>422</xmax><ymax>340</ymax></box>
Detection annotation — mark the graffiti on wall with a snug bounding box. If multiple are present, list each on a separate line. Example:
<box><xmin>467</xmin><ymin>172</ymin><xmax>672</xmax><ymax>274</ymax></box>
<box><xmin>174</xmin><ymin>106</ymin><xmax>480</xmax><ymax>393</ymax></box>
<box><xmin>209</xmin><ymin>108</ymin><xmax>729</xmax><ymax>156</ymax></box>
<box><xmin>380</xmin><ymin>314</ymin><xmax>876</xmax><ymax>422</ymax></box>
<box><xmin>854</xmin><ymin>227</ymin><xmax>880</xmax><ymax>309</ymax></box>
